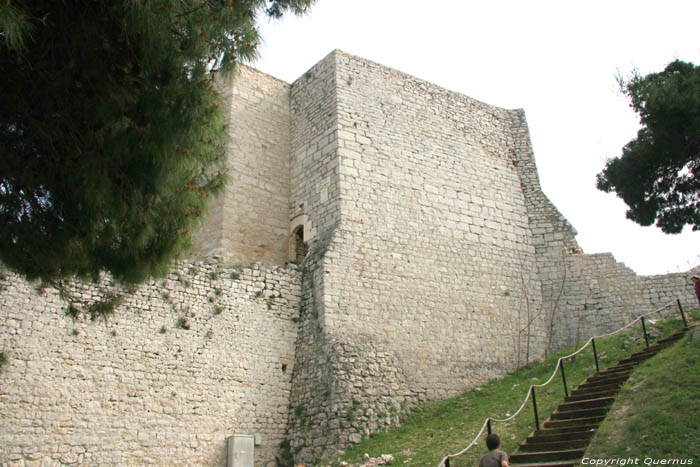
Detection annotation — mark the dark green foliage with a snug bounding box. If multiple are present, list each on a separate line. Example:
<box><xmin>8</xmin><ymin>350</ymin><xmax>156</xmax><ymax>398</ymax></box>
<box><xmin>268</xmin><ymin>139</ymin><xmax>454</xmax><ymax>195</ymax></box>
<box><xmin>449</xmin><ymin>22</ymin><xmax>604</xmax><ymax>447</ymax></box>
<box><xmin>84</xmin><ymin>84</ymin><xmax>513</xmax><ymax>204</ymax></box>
<box><xmin>66</xmin><ymin>305</ymin><xmax>81</xmax><ymax>320</ymax></box>
<box><xmin>278</xmin><ymin>439</ymin><xmax>294</xmax><ymax>467</ymax></box>
<box><xmin>64</xmin><ymin>291</ymin><xmax>122</xmax><ymax>321</ymax></box>
<box><xmin>597</xmin><ymin>60</ymin><xmax>700</xmax><ymax>233</ymax></box>
<box><xmin>0</xmin><ymin>0</ymin><xmax>313</xmax><ymax>285</ymax></box>
<box><xmin>84</xmin><ymin>295</ymin><xmax>124</xmax><ymax>321</ymax></box>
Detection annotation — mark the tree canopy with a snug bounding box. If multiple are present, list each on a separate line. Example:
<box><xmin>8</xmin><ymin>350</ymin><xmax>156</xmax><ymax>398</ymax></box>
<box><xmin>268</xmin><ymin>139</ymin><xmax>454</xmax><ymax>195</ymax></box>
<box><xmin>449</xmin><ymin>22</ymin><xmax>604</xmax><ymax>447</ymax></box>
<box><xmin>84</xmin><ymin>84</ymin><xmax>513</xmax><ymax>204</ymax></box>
<box><xmin>0</xmin><ymin>0</ymin><xmax>313</xmax><ymax>285</ymax></box>
<box><xmin>596</xmin><ymin>60</ymin><xmax>700</xmax><ymax>234</ymax></box>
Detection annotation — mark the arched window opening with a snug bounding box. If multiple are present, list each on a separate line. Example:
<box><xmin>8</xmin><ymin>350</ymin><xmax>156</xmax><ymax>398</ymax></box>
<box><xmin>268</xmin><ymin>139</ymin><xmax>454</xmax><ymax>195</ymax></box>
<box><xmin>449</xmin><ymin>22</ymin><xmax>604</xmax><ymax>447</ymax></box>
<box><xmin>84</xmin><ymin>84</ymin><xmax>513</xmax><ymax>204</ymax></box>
<box><xmin>291</xmin><ymin>225</ymin><xmax>308</xmax><ymax>265</ymax></box>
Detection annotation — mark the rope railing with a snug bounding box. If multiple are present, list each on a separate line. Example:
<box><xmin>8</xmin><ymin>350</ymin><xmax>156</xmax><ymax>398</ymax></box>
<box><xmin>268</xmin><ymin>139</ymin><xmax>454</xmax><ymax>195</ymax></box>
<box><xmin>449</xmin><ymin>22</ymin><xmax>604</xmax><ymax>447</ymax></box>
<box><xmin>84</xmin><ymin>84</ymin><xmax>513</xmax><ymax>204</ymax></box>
<box><xmin>438</xmin><ymin>299</ymin><xmax>685</xmax><ymax>467</ymax></box>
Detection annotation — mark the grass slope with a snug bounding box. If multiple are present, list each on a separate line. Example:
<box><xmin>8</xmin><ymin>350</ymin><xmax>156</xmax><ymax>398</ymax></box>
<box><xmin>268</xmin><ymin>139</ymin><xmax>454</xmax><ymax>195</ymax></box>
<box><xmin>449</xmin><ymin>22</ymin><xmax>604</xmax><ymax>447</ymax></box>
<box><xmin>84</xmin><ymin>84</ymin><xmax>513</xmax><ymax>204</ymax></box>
<box><xmin>585</xmin><ymin>330</ymin><xmax>700</xmax><ymax>462</ymax></box>
<box><xmin>323</xmin><ymin>312</ymin><xmax>696</xmax><ymax>467</ymax></box>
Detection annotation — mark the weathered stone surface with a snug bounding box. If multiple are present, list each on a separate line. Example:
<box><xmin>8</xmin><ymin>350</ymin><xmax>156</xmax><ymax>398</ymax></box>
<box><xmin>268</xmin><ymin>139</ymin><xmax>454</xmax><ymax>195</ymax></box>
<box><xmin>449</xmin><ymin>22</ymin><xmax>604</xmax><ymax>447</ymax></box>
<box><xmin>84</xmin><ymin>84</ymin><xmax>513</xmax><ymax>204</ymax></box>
<box><xmin>1</xmin><ymin>50</ymin><xmax>696</xmax><ymax>466</ymax></box>
<box><xmin>0</xmin><ymin>261</ymin><xmax>300</xmax><ymax>466</ymax></box>
<box><xmin>191</xmin><ymin>67</ymin><xmax>293</xmax><ymax>267</ymax></box>
<box><xmin>282</xmin><ymin>51</ymin><xmax>696</xmax><ymax>462</ymax></box>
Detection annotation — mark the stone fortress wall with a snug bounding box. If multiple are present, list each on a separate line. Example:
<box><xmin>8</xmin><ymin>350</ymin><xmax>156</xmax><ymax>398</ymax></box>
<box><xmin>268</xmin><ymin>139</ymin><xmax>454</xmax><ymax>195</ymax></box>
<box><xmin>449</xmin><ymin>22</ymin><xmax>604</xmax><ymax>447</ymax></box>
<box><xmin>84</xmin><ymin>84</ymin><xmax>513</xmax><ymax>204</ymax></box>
<box><xmin>0</xmin><ymin>262</ymin><xmax>301</xmax><ymax>466</ymax></box>
<box><xmin>281</xmin><ymin>51</ymin><xmax>697</xmax><ymax>462</ymax></box>
<box><xmin>0</xmin><ymin>50</ymin><xmax>697</xmax><ymax>466</ymax></box>
<box><xmin>549</xmin><ymin>254</ymin><xmax>696</xmax><ymax>350</ymax></box>
<box><xmin>286</xmin><ymin>51</ymin><xmax>548</xmax><ymax>462</ymax></box>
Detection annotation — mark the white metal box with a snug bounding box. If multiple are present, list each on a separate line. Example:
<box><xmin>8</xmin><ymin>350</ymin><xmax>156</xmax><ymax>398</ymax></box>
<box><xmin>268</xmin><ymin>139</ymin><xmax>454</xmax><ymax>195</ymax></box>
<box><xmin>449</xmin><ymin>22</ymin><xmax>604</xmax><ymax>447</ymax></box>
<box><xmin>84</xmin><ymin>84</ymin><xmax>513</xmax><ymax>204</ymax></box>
<box><xmin>227</xmin><ymin>435</ymin><xmax>254</xmax><ymax>467</ymax></box>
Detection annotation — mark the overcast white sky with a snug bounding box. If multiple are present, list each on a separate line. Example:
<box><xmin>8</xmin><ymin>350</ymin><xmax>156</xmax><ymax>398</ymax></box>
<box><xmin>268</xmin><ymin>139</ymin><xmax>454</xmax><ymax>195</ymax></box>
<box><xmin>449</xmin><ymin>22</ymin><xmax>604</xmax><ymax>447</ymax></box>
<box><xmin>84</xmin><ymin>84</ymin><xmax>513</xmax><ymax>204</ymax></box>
<box><xmin>251</xmin><ymin>0</ymin><xmax>700</xmax><ymax>275</ymax></box>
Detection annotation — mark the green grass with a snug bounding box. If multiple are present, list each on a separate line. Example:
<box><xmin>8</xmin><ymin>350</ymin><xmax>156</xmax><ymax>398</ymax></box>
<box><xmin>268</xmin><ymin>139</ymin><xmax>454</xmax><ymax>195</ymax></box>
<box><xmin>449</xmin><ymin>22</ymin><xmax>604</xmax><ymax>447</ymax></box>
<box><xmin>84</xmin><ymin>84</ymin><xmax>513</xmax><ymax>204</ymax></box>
<box><xmin>322</xmin><ymin>312</ymin><xmax>695</xmax><ymax>467</ymax></box>
<box><xmin>585</xmin><ymin>326</ymin><xmax>700</xmax><ymax>461</ymax></box>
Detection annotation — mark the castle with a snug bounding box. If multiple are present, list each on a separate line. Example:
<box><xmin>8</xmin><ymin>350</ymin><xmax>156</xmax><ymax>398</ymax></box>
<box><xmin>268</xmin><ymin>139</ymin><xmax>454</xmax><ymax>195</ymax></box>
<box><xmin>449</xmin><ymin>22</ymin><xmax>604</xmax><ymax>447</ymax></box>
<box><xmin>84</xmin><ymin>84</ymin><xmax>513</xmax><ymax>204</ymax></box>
<box><xmin>0</xmin><ymin>50</ymin><xmax>695</xmax><ymax>466</ymax></box>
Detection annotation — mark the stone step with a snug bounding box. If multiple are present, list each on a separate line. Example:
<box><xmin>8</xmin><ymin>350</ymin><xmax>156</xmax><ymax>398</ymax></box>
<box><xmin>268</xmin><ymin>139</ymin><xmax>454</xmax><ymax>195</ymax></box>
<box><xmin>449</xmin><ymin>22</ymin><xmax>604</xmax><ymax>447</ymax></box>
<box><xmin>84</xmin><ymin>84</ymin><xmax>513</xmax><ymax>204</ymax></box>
<box><xmin>534</xmin><ymin>424</ymin><xmax>600</xmax><ymax>436</ymax></box>
<box><xmin>598</xmin><ymin>362</ymin><xmax>638</xmax><ymax>374</ymax></box>
<box><xmin>543</xmin><ymin>416</ymin><xmax>605</xmax><ymax>429</ymax></box>
<box><xmin>550</xmin><ymin>406</ymin><xmax>610</xmax><ymax>420</ymax></box>
<box><xmin>619</xmin><ymin>349</ymin><xmax>662</xmax><ymax>365</ymax></box>
<box><xmin>565</xmin><ymin>388</ymin><xmax>618</xmax><ymax>402</ymax></box>
<box><xmin>630</xmin><ymin>344</ymin><xmax>668</xmax><ymax>357</ymax></box>
<box><xmin>557</xmin><ymin>396</ymin><xmax>614</xmax><ymax>412</ymax></box>
<box><xmin>585</xmin><ymin>370</ymin><xmax>631</xmax><ymax>384</ymax></box>
<box><xmin>526</xmin><ymin>429</ymin><xmax>596</xmax><ymax>443</ymax></box>
<box><xmin>583</xmin><ymin>373</ymin><xmax>630</xmax><ymax>385</ymax></box>
<box><xmin>586</xmin><ymin>373</ymin><xmax>631</xmax><ymax>384</ymax></box>
<box><xmin>574</xmin><ymin>379</ymin><xmax>624</xmax><ymax>393</ymax></box>
<box><xmin>657</xmin><ymin>332</ymin><xmax>685</xmax><ymax>344</ymax></box>
<box><xmin>518</xmin><ymin>439</ymin><xmax>590</xmax><ymax>452</ymax></box>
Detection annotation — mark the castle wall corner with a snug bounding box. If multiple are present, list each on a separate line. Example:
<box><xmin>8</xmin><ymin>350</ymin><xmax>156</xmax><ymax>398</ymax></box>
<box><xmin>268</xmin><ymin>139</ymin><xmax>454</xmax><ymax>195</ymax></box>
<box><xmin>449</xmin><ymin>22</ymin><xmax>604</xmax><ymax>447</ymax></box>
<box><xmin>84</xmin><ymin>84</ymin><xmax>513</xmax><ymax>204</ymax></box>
<box><xmin>192</xmin><ymin>66</ymin><xmax>292</xmax><ymax>267</ymax></box>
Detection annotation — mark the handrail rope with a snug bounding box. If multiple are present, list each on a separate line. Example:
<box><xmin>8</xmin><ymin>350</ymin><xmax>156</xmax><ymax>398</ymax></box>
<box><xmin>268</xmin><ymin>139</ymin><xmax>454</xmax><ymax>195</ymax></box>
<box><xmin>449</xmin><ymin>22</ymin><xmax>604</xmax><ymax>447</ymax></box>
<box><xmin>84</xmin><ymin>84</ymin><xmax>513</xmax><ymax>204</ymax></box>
<box><xmin>436</xmin><ymin>300</ymin><xmax>678</xmax><ymax>466</ymax></box>
<box><xmin>591</xmin><ymin>317</ymin><xmax>640</xmax><ymax>340</ymax></box>
<box><xmin>649</xmin><ymin>302</ymin><xmax>674</xmax><ymax>315</ymax></box>
<box><xmin>535</xmin><ymin>339</ymin><xmax>591</xmax><ymax>387</ymax></box>
<box><xmin>439</xmin><ymin>418</ymin><xmax>489</xmax><ymax>465</ymax></box>
<box><xmin>594</xmin><ymin>302</ymin><xmax>674</xmax><ymax>340</ymax></box>
<box><xmin>491</xmin><ymin>336</ymin><xmax>594</xmax><ymax>425</ymax></box>
<box><xmin>489</xmin><ymin>388</ymin><xmax>532</xmax><ymax>423</ymax></box>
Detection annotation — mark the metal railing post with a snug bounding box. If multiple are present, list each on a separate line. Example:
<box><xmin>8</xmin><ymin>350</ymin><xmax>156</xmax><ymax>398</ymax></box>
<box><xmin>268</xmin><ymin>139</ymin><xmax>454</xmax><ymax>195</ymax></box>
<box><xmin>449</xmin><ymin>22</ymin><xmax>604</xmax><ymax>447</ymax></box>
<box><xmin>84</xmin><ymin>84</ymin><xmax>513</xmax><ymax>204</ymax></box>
<box><xmin>487</xmin><ymin>418</ymin><xmax>492</xmax><ymax>435</ymax></box>
<box><xmin>560</xmin><ymin>360</ymin><xmax>569</xmax><ymax>398</ymax></box>
<box><xmin>531</xmin><ymin>387</ymin><xmax>540</xmax><ymax>431</ymax></box>
<box><xmin>641</xmin><ymin>316</ymin><xmax>650</xmax><ymax>349</ymax></box>
<box><xmin>592</xmin><ymin>338</ymin><xmax>600</xmax><ymax>373</ymax></box>
<box><xmin>677</xmin><ymin>299</ymin><xmax>688</xmax><ymax>328</ymax></box>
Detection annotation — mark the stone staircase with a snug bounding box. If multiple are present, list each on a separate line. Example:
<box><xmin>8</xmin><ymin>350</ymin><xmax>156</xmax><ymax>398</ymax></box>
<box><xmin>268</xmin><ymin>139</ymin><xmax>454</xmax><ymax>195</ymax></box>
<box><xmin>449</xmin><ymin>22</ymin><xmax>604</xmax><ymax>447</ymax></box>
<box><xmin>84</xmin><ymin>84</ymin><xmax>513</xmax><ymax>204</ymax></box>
<box><xmin>508</xmin><ymin>328</ymin><xmax>689</xmax><ymax>467</ymax></box>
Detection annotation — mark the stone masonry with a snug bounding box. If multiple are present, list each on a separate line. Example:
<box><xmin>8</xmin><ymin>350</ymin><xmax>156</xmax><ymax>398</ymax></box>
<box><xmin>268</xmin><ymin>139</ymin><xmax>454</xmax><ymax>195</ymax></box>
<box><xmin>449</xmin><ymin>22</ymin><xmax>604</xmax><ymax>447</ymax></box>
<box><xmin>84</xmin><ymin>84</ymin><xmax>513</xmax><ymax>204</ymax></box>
<box><xmin>276</xmin><ymin>51</ymin><xmax>695</xmax><ymax>462</ymax></box>
<box><xmin>0</xmin><ymin>50</ymin><xmax>697</xmax><ymax>466</ymax></box>
<box><xmin>0</xmin><ymin>262</ymin><xmax>301</xmax><ymax>466</ymax></box>
<box><xmin>192</xmin><ymin>67</ymin><xmax>293</xmax><ymax>267</ymax></box>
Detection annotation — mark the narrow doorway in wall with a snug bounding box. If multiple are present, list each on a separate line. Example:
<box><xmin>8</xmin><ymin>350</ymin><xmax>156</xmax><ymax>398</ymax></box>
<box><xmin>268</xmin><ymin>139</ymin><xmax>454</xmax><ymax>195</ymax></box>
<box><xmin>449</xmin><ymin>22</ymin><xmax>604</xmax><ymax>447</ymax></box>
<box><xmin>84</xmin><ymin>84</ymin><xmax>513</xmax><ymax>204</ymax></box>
<box><xmin>292</xmin><ymin>225</ymin><xmax>308</xmax><ymax>264</ymax></box>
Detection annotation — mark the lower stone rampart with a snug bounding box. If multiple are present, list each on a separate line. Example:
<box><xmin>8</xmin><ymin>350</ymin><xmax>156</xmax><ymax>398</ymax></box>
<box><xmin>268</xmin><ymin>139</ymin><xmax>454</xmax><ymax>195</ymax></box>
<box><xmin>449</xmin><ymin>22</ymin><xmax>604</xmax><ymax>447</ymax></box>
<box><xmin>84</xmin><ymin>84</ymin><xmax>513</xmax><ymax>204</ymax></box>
<box><xmin>548</xmin><ymin>252</ymin><xmax>697</xmax><ymax>351</ymax></box>
<box><xmin>640</xmin><ymin>270</ymin><xmax>697</xmax><ymax>309</ymax></box>
<box><xmin>0</xmin><ymin>261</ymin><xmax>300</xmax><ymax>467</ymax></box>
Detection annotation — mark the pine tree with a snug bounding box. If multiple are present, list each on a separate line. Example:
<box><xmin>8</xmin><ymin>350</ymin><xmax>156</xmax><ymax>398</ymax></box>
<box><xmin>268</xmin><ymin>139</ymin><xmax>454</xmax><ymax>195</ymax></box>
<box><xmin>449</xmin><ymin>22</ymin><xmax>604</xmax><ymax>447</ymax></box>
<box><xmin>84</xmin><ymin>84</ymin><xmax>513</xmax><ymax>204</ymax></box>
<box><xmin>0</xmin><ymin>0</ymin><xmax>313</xmax><ymax>284</ymax></box>
<box><xmin>596</xmin><ymin>60</ymin><xmax>700</xmax><ymax>234</ymax></box>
